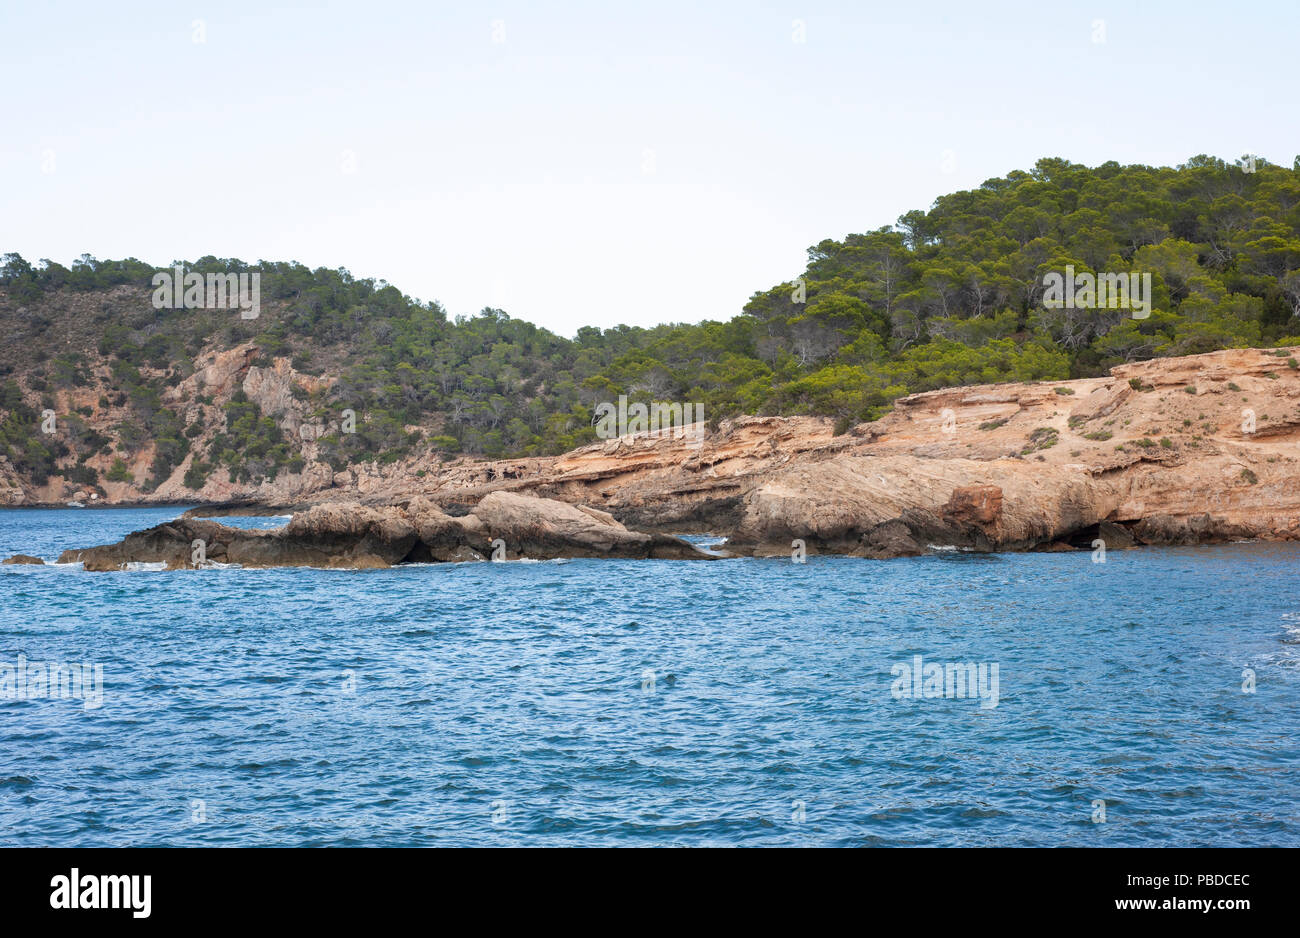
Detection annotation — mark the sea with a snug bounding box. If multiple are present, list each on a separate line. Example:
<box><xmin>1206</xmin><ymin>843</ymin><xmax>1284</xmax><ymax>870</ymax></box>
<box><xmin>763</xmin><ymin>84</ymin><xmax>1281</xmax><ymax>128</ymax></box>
<box><xmin>1</xmin><ymin>507</ymin><xmax>1297</xmax><ymax>846</ymax></box>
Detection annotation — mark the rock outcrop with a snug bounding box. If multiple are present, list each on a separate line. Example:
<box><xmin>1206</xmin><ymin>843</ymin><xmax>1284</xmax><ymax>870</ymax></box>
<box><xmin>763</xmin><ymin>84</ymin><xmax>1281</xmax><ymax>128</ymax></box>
<box><xmin>58</xmin><ymin>492</ymin><xmax>717</xmax><ymax>570</ymax></box>
<box><xmin>724</xmin><ymin>455</ymin><xmax>1116</xmax><ymax>557</ymax></box>
<box><xmin>3</xmin><ymin>554</ymin><xmax>45</xmax><ymax>565</ymax></box>
<box><xmin>709</xmin><ymin>349</ymin><xmax>1300</xmax><ymax>556</ymax></box>
<box><xmin>461</xmin><ymin>491</ymin><xmax>714</xmax><ymax>559</ymax></box>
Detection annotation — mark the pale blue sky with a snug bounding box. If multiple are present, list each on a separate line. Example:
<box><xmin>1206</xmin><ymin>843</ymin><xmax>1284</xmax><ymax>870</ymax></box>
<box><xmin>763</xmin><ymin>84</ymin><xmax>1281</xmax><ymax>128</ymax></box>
<box><xmin>2</xmin><ymin>0</ymin><xmax>1295</xmax><ymax>335</ymax></box>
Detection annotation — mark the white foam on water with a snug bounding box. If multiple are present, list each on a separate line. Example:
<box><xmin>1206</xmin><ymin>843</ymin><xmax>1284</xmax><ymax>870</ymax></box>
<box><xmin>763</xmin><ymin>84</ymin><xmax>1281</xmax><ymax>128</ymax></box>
<box><xmin>1278</xmin><ymin>611</ymin><xmax>1300</xmax><ymax>645</ymax></box>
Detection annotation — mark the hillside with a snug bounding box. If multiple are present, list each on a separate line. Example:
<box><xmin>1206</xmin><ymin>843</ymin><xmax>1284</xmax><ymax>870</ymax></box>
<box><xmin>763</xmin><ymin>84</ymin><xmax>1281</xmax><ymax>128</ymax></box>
<box><xmin>3</xmin><ymin>154</ymin><xmax>1300</xmax><ymax>505</ymax></box>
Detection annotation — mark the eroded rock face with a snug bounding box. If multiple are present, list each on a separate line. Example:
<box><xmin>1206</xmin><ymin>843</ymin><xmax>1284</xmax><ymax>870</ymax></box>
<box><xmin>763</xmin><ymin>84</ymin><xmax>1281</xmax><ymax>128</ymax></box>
<box><xmin>943</xmin><ymin>485</ymin><xmax>1003</xmax><ymax>527</ymax></box>
<box><xmin>468</xmin><ymin>490</ymin><xmax>710</xmax><ymax>559</ymax></box>
<box><xmin>58</xmin><ymin>493</ymin><xmax>717</xmax><ymax>570</ymax></box>
<box><xmin>1128</xmin><ymin>514</ymin><xmax>1256</xmax><ymax>545</ymax></box>
<box><xmin>3</xmin><ymin>554</ymin><xmax>44</xmax><ymax>565</ymax></box>
<box><xmin>1069</xmin><ymin>383</ymin><xmax>1132</xmax><ymax>423</ymax></box>
<box><xmin>725</xmin><ymin>456</ymin><xmax>1111</xmax><ymax>557</ymax></box>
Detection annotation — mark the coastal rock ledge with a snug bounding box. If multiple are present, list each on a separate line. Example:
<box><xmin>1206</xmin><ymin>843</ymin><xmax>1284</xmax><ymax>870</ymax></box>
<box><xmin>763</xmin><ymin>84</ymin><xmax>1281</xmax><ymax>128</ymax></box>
<box><xmin>57</xmin><ymin>492</ymin><xmax>717</xmax><ymax>571</ymax></box>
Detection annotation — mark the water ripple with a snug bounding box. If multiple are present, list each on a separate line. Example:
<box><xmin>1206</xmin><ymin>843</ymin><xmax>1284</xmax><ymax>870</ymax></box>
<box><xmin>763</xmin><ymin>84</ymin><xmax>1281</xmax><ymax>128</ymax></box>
<box><xmin>0</xmin><ymin>508</ymin><xmax>1298</xmax><ymax>845</ymax></box>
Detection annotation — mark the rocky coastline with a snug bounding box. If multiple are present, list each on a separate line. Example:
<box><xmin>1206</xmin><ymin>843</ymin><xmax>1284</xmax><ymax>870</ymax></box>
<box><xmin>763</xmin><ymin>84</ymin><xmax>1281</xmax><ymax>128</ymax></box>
<box><xmin>11</xmin><ymin>347</ymin><xmax>1300</xmax><ymax>569</ymax></box>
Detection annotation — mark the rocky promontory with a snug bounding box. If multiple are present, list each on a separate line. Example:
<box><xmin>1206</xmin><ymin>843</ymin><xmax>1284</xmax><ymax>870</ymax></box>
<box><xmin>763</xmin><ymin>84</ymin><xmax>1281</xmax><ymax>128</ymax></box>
<box><xmin>58</xmin><ymin>491</ymin><xmax>718</xmax><ymax>570</ymax></box>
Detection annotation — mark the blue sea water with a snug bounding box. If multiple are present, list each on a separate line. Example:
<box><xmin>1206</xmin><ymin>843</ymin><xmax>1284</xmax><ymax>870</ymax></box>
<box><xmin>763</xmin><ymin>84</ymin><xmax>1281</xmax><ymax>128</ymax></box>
<box><xmin>1</xmin><ymin>506</ymin><xmax>1297</xmax><ymax>847</ymax></box>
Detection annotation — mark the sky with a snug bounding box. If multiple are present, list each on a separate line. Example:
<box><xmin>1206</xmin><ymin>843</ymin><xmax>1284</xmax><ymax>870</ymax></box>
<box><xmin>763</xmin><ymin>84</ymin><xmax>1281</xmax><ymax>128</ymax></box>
<box><xmin>2</xmin><ymin>0</ymin><xmax>1296</xmax><ymax>337</ymax></box>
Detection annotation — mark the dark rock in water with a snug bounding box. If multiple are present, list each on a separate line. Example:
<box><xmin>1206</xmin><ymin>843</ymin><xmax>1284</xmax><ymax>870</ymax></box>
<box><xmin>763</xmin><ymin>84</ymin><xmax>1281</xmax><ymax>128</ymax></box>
<box><xmin>2</xmin><ymin>554</ymin><xmax>45</xmax><ymax>565</ymax></box>
<box><xmin>1129</xmin><ymin>513</ymin><xmax>1254</xmax><ymax>545</ymax></box>
<box><xmin>57</xmin><ymin>492</ymin><xmax>719</xmax><ymax>571</ymax></box>
<box><xmin>1096</xmin><ymin>519</ymin><xmax>1138</xmax><ymax>549</ymax></box>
